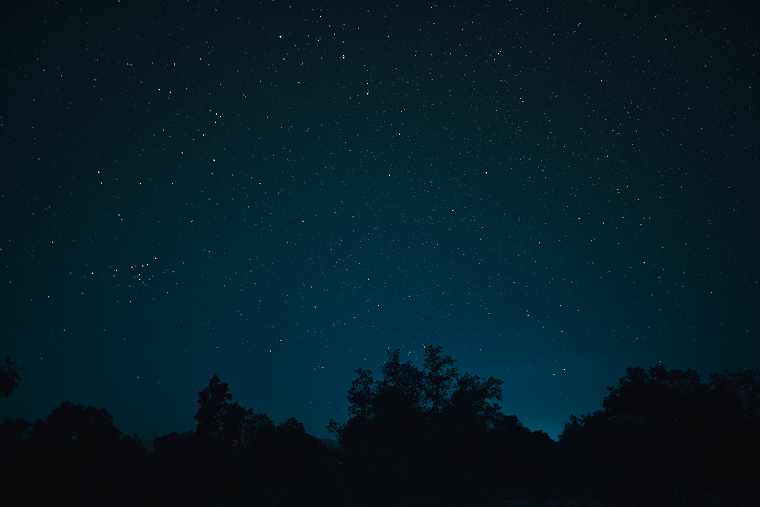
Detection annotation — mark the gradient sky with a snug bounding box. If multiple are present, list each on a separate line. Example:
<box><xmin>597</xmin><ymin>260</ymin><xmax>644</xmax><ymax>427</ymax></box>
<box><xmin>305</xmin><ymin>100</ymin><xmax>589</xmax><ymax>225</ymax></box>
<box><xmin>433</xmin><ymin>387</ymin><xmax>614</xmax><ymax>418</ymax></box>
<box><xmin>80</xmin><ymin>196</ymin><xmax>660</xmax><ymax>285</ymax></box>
<box><xmin>2</xmin><ymin>1</ymin><xmax>758</xmax><ymax>441</ymax></box>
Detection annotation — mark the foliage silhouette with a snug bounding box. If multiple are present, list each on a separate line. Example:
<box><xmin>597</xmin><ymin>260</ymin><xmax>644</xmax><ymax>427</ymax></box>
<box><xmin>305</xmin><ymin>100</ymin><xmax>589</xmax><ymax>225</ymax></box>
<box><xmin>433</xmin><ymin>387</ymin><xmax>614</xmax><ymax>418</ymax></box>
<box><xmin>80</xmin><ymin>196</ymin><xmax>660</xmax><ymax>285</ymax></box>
<box><xmin>0</xmin><ymin>356</ymin><xmax>24</xmax><ymax>398</ymax></box>
<box><xmin>1</xmin><ymin>402</ymin><xmax>146</xmax><ymax>505</ymax></box>
<box><xmin>2</xmin><ymin>350</ymin><xmax>758</xmax><ymax>506</ymax></box>
<box><xmin>194</xmin><ymin>373</ymin><xmax>252</xmax><ymax>447</ymax></box>
<box><xmin>423</xmin><ymin>345</ymin><xmax>458</xmax><ymax>413</ymax></box>
<box><xmin>558</xmin><ymin>364</ymin><xmax>760</xmax><ymax>504</ymax></box>
<box><xmin>329</xmin><ymin>345</ymin><xmax>550</xmax><ymax>505</ymax></box>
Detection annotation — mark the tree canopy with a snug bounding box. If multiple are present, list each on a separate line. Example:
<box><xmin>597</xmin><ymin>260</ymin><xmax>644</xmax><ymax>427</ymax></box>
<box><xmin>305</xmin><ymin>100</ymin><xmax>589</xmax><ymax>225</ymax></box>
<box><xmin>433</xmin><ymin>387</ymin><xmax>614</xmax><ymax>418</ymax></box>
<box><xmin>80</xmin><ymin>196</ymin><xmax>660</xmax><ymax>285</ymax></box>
<box><xmin>194</xmin><ymin>374</ymin><xmax>253</xmax><ymax>447</ymax></box>
<box><xmin>2</xmin><ymin>349</ymin><xmax>757</xmax><ymax>506</ymax></box>
<box><xmin>558</xmin><ymin>364</ymin><xmax>760</xmax><ymax>503</ymax></box>
<box><xmin>336</xmin><ymin>345</ymin><xmax>504</xmax><ymax>431</ymax></box>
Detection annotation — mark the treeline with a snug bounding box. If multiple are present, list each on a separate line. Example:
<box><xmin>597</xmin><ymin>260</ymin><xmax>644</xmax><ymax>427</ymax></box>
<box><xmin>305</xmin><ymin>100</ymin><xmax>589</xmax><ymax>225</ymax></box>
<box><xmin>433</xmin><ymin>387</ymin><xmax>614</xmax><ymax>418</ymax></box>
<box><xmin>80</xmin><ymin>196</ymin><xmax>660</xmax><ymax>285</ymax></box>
<box><xmin>1</xmin><ymin>346</ymin><xmax>758</xmax><ymax>506</ymax></box>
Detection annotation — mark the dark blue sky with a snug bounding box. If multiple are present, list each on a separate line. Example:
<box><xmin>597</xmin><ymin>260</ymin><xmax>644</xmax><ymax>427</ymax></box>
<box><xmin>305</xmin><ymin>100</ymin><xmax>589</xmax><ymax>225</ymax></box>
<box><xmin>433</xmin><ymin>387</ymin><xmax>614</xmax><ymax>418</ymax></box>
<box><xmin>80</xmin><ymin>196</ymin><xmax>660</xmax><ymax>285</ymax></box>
<box><xmin>2</xmin><ymin>0</ymin><xmax>758</xmax><ymax>440</ymax></box>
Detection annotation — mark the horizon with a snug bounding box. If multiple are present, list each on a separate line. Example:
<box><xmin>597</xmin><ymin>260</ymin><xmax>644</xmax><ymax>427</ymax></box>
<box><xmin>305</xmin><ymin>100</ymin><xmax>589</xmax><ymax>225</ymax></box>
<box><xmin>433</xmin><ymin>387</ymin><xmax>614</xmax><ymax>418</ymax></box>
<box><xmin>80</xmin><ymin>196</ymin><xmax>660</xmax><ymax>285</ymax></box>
<box><xmin>2</xmin><ymin>350</ymin><xmax>749</xmax><ymax>442</ymax></box>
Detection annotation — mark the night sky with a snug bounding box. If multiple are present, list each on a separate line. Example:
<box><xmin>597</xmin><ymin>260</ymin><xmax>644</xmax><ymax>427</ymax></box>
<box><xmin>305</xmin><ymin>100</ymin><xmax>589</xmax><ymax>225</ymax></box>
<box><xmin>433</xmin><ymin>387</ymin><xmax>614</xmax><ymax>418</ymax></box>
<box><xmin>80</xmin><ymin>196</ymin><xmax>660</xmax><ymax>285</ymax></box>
<box><xmin>2</xmin><ymin>1</ymin><xmax>758</xmax><ymax>441</ymax></box>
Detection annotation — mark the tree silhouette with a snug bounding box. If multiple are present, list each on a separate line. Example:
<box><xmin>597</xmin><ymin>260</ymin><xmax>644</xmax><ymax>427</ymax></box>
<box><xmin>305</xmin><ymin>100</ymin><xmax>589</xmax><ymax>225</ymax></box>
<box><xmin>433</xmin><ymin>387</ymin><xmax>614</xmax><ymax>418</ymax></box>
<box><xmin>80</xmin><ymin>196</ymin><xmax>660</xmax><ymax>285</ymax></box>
<box><xmin>0</xmin><ymin>356</ymin><xmax>24</xmax><ymax>398</ymax></box>
<box><xmin>338</xmin><ymin>346</ymin><xmax>504</xmax><ymax>430</ymax></box>
<box><xmin>558</xmin><ymin>365</ymin><xmax>760</xmax><ymax>504</ymax></box>
<box><xmin>9</xmin><ymin>346</ymin><xmax>758</xmax><ymax>505</ymax></box>
<box><xmin>241</xmin><ymin>411</ymin><xmax>275</xmax><ymax>449</ymax></box>
<box><xmin>194</xmin><ymin>374</ymin><xmax>252</xmax><ymax>447</ymax></box>
<box><xmin>423</xmin><ymin>345</ymin><xmax>458</xmax><ymax>413</ymax></box>
<box><xmin>329</xmin><ymin>345</ymin><xmax>539</xmax><ymax>505</ymax></box>
<box><xmin>378</xmin><ymin>349</ymin><xmax>426</xmax><ymax>410</ymax></box>
<box><xmin>1</xmin><ymin>402</ymin><xmax>146</xmax><ymax>505</ymax></box>
<box><xmin>602</xmin><ymin>364</ymin><xmax>707</xmax><ymax>425</ymax></box>
<box><xmin>446</xmin><ymin>372</ymin><xmax>504</xmax><ymax>430</ymax></box>
<box><xmin>345</xmin><ymin>367</ymin><xmax>375</xmax><ymax>420</ymax></box>
<box><xmin>708</xmin><ymin>368</ymin><xmax>760</xmax><ymax>422</ymax></box>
